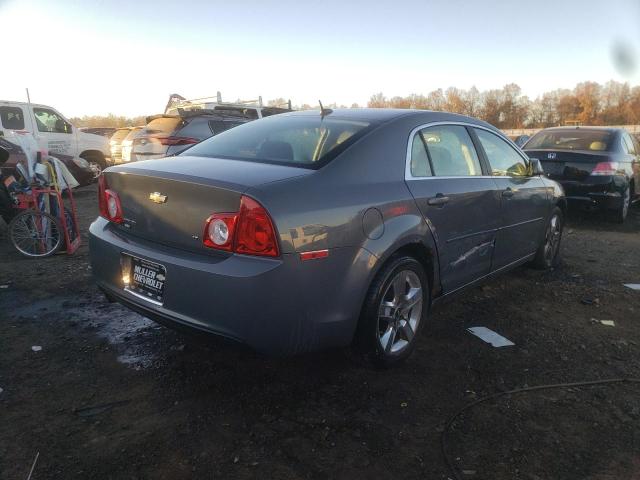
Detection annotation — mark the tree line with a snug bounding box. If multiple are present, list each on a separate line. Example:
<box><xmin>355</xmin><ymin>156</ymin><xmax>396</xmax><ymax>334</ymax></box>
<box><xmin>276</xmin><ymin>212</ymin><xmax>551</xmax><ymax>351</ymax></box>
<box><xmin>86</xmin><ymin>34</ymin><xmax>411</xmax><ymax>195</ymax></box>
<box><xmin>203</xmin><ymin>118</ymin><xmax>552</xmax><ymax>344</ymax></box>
<box><xmin>366</xmin><ymin>81</ymin><xmax>640</xmax><ymax>129</ymax></box>
<box><xmin>68</xmin><ymin>113</ymin><xmax>148</xmax><ymax>128</ymax></box>
<box><xmin>68</xmin><ymin>80</ymin><xmax>640</xmax><ymax>130</ymax></box>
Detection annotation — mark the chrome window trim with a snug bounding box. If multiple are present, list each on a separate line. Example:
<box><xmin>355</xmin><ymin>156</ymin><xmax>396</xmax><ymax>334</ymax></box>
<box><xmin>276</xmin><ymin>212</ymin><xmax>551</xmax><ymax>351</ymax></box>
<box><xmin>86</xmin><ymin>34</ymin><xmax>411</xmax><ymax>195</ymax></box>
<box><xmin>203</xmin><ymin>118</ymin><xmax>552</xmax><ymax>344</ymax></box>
<box><xmin>405</xmin><ymin>121</ymin><xmax>530</xmax><ymax>181</ymax></box>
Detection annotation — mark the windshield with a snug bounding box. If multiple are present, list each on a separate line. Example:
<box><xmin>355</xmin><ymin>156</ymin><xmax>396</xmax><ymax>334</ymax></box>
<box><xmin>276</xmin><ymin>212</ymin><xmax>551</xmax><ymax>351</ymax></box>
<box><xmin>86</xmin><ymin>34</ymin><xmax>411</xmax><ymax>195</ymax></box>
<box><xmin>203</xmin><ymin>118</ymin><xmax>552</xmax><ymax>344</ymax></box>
<box><xmin>184</xmin><ymin>114</ymin><xmax>375</xmax><ymax>168</ymax></box>
<box><xmin>525</xmin><ymin>130</ymin><xmax>613</xmax><ymax>152</ymax></box>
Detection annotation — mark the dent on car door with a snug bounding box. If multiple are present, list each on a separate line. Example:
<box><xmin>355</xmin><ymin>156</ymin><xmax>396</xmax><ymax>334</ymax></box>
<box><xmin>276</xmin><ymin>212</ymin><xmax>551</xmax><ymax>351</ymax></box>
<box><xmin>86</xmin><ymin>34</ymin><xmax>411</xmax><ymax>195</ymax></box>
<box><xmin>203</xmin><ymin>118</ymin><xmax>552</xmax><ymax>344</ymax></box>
<box><xmin>472</xmin><ymin>128</ymin><xmax>549</xmax><ymax>270</ymax></box>
<box><xmin>404</xmin><ymin>124</ymin><xmax>501</xmax><ymax>293</ymax></box>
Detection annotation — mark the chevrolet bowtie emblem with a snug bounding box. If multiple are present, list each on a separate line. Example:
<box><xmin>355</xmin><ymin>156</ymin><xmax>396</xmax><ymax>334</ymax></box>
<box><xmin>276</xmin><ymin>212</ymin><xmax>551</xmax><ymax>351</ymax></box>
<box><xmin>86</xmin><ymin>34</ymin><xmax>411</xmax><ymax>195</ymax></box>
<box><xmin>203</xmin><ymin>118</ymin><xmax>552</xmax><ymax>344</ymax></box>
<box><xmin>149</xmin><ymin>192</ymin><xmax>168</xmax><ymax>204</ymax></box>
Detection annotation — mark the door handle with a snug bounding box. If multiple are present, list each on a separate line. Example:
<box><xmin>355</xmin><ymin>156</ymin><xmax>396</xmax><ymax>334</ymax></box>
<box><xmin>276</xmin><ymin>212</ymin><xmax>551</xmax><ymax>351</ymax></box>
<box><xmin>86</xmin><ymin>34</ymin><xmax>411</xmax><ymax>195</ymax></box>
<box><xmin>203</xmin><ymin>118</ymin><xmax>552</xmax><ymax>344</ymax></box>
<box><xmin>427</xmin><ymin>194</ymin><xmax>450</xmax><ymax>206</ymax></box>
<box><xmin>502</xmin><ymin>188</ymin><xmax>514</xmax><ymax>198</ymax></box>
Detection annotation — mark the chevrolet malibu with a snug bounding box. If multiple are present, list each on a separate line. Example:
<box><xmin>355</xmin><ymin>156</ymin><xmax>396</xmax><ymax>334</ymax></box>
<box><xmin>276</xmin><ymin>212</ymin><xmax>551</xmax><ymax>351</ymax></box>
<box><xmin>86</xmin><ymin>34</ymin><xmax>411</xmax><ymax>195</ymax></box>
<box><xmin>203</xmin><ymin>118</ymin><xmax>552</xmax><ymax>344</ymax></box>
<box><xmin>89</xmin><ymin>109</ymin><xmax>565</xmax><ymax>366</ymax></box>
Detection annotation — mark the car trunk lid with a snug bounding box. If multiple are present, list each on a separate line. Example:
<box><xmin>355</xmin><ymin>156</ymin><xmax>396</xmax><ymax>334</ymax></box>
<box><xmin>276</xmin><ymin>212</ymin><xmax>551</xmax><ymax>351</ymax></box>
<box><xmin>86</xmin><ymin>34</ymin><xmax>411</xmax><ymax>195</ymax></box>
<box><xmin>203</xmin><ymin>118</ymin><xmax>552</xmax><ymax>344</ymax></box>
<box><xmin>525</xmin><ymin>149</ymin><xmax>611</xmax><ymax>181</ymax></box>
<box><xmin>104</xmin><ymin>155</ymin><xmax>312</xmax><ymax>253</ymax></box>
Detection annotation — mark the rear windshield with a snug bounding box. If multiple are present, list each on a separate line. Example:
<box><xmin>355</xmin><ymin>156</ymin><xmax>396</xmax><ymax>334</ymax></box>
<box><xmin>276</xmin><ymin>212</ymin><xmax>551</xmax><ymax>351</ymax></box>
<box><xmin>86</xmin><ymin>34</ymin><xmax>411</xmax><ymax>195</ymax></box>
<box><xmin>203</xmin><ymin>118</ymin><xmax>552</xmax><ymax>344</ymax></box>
<box><xmin>144</xmin><ymin>117</ymin><xmax>183</xmax><ymax>135</ymax></box>
<box><xmin>525</xmin><ymin>130</ymin><xmax>613</xmax><ymax>152</ymax></box>
<box><xmin>184</xmin><ymin>115</ymin><xmax>375</xmax><ymax>168</ymax></box>
<box><xmin>111</xmin><ymin>129</ymin><xmax>132</xmax><ymax>142</ymax></box>
<box><xmin>124</xmin><ymin>127</ymin><xmax>142</xmax><ymax>141</ymax></box>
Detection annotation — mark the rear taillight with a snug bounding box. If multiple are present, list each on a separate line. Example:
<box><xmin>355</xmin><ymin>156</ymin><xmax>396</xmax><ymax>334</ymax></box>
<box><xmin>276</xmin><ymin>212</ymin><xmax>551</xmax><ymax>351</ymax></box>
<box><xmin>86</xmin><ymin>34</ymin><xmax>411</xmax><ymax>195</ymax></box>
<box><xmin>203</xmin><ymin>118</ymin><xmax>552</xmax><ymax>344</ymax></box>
<box><xmin>203</xmin><ymin>213</ymin><xmax>237</xmax><ymax>251</ymax></box>
<box><xmin>98</xmin><ymin>175</ymin><xmax>123</xmax><ymax>224</ymax></box>
<box><xmin>591</xmin><ymin>162</ymin><xmax>619</xmax><ymax>176</ymax></box>
<box><xmin>155</xmin><ymin>136</ymin><xmax>199</xmax><ymax>146</ymax></box>
<box><xmin>203</xmin><ymin>196</ymin><xmax>279</xmax><ymax>257</ymax></box>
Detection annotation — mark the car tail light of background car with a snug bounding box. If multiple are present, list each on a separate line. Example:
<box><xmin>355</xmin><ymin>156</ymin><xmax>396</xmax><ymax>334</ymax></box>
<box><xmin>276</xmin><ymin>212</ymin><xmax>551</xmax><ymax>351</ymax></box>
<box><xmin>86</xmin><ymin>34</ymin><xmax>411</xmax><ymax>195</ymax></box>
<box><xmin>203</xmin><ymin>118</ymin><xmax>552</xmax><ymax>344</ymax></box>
<box><xmin>203</xmin><ymin>196</ymin><xmax>279</xmax><ymax>257</ymax></box>
<box><xmin>591</xmin><ymin>162</ymin><xmax>620</xmax><ymax>176</ymax></box>
<box><xmin>98</xmin><ymin>175</ymin><xmax>123</xmax><ymax>224</ymax></box>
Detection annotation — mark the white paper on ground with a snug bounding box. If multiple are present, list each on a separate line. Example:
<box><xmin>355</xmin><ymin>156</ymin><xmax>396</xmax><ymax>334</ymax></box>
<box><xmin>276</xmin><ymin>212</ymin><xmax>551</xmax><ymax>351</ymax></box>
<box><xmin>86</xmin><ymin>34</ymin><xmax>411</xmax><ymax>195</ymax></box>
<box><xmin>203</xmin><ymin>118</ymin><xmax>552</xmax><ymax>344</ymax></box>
<box><xmin>600</xmin><ymin>320</ymin><xmax>616</xmax><ymax>327</ymax></box>
<box><xmin>467</xmin><ymin>327</ymin><xmax>515</xmax><ymax>347</ymax></box>
<box><xmin>31</xmin><ymin>346</ymin><xmax>42</xmax><ymax>352</ymax></box>
<box><xmin>623</xmin><ymin>284</ymin><xmax>640</xmax><ymax>291</ymax></box>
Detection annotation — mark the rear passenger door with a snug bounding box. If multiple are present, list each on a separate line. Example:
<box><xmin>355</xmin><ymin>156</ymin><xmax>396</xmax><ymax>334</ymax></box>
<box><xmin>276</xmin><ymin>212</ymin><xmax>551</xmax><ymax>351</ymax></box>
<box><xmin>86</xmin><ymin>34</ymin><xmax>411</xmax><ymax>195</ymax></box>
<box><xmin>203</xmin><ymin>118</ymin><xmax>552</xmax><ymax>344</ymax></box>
<box><xmin>472</xmin><ymin>128</ymin><xmax>549</xmax><ymax>270</ymax></box>
<box><xmin>405</xmin><ymin>124</ymin><xmax>502</xmax><ymax>293</ymax></box>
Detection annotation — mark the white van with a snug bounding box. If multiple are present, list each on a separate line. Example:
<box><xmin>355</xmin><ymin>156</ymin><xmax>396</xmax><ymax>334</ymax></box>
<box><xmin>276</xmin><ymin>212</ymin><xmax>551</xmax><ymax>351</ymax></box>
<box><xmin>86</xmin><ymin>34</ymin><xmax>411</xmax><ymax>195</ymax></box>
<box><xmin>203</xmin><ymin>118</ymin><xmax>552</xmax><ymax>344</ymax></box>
<box><xmin>0</xmin><ymin>100</ymin><xmax>111</xmax><ymax>176</ymax></box>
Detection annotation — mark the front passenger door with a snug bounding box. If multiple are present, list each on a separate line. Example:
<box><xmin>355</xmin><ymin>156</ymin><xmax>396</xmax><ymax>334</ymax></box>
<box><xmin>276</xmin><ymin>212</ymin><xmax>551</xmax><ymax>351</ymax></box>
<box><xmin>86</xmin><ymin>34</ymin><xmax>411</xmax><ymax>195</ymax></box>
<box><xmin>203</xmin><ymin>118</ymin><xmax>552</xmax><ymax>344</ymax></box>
<box><xmin>32</xmin><ymin>107</ymin><xmax>74</xmax><ymax>156</ymax></box>
<box><xmin>472</xmin><ymin>128</ymin><xmax>549</xmax><ymax>270</ymax></box>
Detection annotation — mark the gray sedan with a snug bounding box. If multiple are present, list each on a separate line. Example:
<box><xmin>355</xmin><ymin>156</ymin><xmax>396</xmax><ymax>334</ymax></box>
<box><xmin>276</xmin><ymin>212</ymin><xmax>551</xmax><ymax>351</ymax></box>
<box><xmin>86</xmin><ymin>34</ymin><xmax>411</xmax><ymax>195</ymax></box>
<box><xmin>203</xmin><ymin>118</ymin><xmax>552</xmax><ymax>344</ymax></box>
<box><xmin>89</xmin><ymin>109</ymin><xmax>565</xmax><ymax>366</ymax></box>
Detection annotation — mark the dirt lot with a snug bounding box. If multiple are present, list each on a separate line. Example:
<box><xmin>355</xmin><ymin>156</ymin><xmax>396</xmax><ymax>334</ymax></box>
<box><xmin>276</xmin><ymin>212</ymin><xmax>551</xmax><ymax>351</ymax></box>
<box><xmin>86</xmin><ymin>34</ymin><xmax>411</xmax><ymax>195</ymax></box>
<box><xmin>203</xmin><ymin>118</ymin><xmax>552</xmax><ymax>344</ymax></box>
<box><xmin>1</xmin><ymin>184</ymin><xmax>639</xmax><ymax>480</ymax></box>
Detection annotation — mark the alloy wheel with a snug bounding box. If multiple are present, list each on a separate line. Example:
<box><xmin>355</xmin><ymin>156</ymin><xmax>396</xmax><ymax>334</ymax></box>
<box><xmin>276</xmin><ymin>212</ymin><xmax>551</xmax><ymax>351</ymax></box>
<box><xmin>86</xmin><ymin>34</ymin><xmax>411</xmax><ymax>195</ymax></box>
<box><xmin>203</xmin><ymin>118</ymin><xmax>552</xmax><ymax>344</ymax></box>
<box><xmin>377</xmin><ymin>270</ymin><xmax>423</xmax><ymax>355</ymax></box>
<box><xmin>89</xmin><ymin>161</ymin><xmax>102</xmax><ymax>179</ymax></box>
<box><xmin>543</xmin><ymin>213</ymin><xmax>561</xmax><ymax>264</ymax></box>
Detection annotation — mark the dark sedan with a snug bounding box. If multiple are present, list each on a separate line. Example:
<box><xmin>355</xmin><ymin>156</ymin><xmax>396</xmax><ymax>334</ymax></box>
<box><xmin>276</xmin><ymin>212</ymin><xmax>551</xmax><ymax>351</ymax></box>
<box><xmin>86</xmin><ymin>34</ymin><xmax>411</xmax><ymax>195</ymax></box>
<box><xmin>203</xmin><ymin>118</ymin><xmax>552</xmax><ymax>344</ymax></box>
<box><xmin>89</xmin><ymin>109</ymin><xmax>565</xmax><ymax>366</ymax></box>
<box><xmin>524</xmin><ymin>127</ymin><xmax>639</xmax><ymax>222</ymax></box>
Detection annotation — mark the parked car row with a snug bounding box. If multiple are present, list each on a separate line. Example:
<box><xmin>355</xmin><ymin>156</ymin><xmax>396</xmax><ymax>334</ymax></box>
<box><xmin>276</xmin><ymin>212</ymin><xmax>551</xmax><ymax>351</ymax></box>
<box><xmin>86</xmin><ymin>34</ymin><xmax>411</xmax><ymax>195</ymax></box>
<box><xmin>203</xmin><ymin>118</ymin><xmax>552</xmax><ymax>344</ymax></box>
<box><xmin>107</xmin><ymin>94</ymin><xmax>293</xmax><ymax>166</ymax></box>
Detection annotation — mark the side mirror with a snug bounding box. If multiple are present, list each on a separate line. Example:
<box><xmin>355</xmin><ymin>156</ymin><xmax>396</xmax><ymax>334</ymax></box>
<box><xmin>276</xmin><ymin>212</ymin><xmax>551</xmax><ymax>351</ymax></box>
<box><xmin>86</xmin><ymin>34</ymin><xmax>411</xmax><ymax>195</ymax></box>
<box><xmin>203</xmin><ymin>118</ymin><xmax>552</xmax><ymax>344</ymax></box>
<box><xmin>529</xmin><ymin>158</ymin><xmax>544</xmax><ymax>176</ymax></box>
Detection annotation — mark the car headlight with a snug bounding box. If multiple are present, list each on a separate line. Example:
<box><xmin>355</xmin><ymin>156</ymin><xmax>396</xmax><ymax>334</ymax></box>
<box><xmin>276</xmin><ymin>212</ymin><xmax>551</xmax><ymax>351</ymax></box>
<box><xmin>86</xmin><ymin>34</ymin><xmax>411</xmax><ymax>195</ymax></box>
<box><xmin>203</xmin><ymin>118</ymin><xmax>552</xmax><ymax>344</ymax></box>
<box><xmin>73</xmin><ymin>157</ymin><xmax>90</xmax><ymax>169</ymax></box>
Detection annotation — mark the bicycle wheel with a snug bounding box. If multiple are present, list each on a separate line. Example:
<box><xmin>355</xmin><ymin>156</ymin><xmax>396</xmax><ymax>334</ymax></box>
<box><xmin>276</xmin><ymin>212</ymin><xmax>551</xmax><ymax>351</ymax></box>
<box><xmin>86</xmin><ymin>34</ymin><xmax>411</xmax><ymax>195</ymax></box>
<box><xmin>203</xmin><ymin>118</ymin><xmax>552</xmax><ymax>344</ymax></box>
<box><xmin>8</xmin><ymin>210</ymin><xmax>63</xmax><ymax>258</ymax></box>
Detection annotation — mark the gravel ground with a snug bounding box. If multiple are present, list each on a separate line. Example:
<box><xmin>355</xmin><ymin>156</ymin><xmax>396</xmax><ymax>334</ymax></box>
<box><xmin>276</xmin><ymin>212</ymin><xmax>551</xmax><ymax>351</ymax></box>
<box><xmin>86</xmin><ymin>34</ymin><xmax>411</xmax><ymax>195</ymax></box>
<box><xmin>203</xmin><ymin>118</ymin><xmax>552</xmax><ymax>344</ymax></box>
<box><xmin>1</xmin><ymin>184</ymin><xmax>639</xmax><ymax>480</ymax></box>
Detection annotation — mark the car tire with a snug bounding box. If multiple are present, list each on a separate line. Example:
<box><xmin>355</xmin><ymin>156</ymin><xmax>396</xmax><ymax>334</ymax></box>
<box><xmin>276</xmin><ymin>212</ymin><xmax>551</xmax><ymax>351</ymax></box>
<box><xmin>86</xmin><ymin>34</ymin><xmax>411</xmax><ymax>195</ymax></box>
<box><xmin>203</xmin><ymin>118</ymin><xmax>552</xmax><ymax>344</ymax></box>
<box><xmin>532</xmin><ymin>207</ymin><xmax>563</xmax><ymax>269</ymax></box>
<box><xmin>354</xmin><ymin>254</ymin><xmax>429</xmax><ymax>368</ymax></box>
<box><xmin>80</xmin><ymin>152</ymin><xmax>106</xmax><ymax>180</ymax></box>
<box><xmin>610</xmin><ymin>186</ymin><xmax>630</xmax><ymax>223</ymax></box>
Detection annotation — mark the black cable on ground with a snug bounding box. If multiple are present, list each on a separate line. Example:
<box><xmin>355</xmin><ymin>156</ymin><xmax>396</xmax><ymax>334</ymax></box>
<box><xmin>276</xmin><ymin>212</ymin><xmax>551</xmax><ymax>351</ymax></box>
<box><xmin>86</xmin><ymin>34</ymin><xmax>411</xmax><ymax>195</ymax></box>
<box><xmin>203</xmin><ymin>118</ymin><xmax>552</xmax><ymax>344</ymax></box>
<box><xmin>441</xmin><ymin>377</ymin><xmax>640</xmax><ymax>480</ymax></box>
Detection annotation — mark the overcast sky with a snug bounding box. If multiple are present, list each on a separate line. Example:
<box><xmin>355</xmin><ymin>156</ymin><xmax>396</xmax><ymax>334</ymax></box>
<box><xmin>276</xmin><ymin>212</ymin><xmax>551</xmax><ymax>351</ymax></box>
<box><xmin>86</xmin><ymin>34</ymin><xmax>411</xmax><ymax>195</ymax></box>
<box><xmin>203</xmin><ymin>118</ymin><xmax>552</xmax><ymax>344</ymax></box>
<box><xmin>2</xmin><ymin>0</ymin><xmax>639</xmax><ymax>117</ymax></box>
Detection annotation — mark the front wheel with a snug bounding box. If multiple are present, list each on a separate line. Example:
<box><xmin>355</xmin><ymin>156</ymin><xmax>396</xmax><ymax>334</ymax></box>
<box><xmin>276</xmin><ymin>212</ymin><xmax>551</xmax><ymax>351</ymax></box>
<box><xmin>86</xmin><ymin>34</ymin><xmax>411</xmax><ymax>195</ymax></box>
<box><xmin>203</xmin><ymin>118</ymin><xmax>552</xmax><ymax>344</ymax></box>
<box><xmin>81</xmin><ymin>152</ymin><xmax>106</xmax><ymax>180</ymax></box>
<box><xmin>354</xmin><ymin>255</ymin><xmax>428</xmax><ymax>368</ymax></box>
<box><xmin>532</xmin><ymin>207</ymin><xmax>563</xmax><ymax>269</ymax></box>
<box><xmin>9</xmin><ymin>210</ymin><xmax>63</xmax><ymax>258</ymax></box>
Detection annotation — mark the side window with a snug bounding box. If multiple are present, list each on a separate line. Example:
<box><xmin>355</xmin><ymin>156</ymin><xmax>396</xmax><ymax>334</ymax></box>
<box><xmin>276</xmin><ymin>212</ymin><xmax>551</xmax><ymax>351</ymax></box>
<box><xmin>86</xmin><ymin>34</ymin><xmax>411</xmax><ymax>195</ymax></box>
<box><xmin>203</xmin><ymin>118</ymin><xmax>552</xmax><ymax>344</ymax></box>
<box><xmin>33</xmin><ymin>108</ymin><xmax>72</xmax><ymax>134</ymax></box>
<box><xmin>0</xmin><ymin>106</ymin><xmax>25</xmax><ymax>130</ymax></box>
<box><xmin>421</xmin><ymin>125</ymin><xmax>482</xmax><ymax>176</ymax></box>
<box><xmin>474</xmin><ymin>128</ymin><xmax>529</xmax><ymax>177</ymax></box>
<box><xmin>622</xmin><ymin>133</ymin><xmax>635</xmax><ymax>154</ymax></box>
<box><xmin>409</xmin><ymin>132</ymin><xmax>432</xmax><ymax>177</ymax></box>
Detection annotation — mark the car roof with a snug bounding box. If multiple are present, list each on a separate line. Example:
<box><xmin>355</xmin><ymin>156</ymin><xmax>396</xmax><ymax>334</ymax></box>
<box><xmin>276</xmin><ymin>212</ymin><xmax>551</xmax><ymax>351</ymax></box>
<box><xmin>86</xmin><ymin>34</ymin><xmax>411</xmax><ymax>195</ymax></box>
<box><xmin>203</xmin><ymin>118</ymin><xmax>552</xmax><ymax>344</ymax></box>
<box><xmin>0</xmin><ymin>100</ymin><xmax>55</xmax><ymax>110</ymax></box>
<box><xmin>537</xmin><ymin>126</ymin><xmax>622</xmax><ymax>133</ymax></box>
<box><xmin>284</xmin><ymin>108</ymin><xmax>492</xmax><ymax>126</ymax></box>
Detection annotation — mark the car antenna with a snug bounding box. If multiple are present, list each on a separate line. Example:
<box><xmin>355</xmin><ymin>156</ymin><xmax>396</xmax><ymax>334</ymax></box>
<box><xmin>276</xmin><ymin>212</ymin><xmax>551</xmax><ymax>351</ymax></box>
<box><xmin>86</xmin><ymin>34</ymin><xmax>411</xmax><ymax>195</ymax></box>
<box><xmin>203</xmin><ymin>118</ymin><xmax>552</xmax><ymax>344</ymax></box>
<box><xmin>319</xmin><ymin>100</ymin><xmax>333</xmax><ymax>119</ymax></box>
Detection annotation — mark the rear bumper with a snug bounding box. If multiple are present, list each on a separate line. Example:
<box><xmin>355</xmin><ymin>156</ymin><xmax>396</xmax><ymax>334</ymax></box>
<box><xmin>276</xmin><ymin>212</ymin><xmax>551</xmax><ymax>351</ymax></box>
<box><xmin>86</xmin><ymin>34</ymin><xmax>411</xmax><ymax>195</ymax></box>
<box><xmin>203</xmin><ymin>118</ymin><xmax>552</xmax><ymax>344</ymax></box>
<box><xmin>89</xmin><ymin>217</ymin><xmax>373</xmax><ymax>355</ymax></box>
<box><xmin>558</xmin><ymin>178</ymin><xmax>624</xmax><ymax>210</ymax></box>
